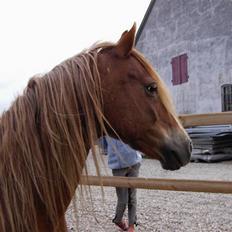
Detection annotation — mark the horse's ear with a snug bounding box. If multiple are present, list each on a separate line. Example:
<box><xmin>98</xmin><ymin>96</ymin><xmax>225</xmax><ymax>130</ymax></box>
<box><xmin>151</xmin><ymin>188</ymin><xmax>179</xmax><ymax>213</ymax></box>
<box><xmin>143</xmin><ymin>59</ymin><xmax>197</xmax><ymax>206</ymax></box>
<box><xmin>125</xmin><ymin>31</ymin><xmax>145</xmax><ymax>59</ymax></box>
<box><xmin>114</xmin><ymin>23</ymin><xmax>136</xmax><ymax>57</ymax></box>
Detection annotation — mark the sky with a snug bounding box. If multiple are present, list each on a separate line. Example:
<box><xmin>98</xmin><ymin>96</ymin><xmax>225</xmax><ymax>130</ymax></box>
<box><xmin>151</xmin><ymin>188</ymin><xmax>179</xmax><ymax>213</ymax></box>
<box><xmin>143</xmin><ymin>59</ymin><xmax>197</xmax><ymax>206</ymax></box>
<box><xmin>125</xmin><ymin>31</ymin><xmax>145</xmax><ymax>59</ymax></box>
<box><xmin>0</xmin><ymin>0</ymin><xmax>150</xmax><ymax>113</ymax></box>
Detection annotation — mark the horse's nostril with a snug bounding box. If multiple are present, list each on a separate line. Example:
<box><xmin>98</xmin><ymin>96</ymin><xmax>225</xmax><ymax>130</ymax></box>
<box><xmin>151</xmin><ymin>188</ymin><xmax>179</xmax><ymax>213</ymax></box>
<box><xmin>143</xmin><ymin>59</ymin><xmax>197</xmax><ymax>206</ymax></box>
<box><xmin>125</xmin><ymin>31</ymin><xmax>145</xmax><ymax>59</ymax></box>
<box><xmin>189</xmin><ymin>141</ymin><xmax>193</xmax><ymax>153</ymax></box>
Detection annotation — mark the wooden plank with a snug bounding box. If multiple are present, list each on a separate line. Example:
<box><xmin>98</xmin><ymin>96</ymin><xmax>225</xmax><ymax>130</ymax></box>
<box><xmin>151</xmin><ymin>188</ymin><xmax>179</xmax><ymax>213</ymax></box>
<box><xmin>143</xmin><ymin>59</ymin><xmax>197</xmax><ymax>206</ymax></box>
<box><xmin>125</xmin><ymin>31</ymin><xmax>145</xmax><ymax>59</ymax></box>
<box><xmin>179</xmin><ymin>112</ymin><xmax>232</xmax><ymax>128</ymax></box>
<box><xmin>80</xmin><ymin>112</ymin><xmax>232</xmax><ymax>194</ymax></box>
<box><xmin>80</xmin><ymin>176</ymin><xmax>232</xmax><ymax>194</ymax></box>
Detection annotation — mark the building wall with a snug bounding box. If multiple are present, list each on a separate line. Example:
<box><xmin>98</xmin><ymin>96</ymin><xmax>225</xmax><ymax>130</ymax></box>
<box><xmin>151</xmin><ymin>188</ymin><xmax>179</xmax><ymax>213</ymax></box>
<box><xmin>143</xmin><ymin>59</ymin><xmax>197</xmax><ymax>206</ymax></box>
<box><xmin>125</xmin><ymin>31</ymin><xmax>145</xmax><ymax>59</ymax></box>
<box><xmin>136</xmin><ymin>0</ymin><xmax>232</xmax><ymax>114</ymax></box>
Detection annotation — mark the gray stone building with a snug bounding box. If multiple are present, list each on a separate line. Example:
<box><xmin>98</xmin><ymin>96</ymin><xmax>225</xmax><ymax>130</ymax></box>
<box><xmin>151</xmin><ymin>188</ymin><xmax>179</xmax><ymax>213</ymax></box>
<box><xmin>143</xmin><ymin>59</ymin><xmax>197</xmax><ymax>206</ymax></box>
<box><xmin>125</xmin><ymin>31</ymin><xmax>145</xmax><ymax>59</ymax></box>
<box><xmin>136</xmin><ymin>0</ymin><xmax>232</xmax><ymax>114</ymax></box>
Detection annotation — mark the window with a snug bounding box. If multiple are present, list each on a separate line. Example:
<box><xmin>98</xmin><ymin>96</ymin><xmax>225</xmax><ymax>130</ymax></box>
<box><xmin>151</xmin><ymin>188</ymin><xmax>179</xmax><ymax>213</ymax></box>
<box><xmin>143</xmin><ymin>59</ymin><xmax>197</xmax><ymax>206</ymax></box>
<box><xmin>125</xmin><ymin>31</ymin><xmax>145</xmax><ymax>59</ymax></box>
<box><xmin>222</xmin><ymin>84</ymin><xmax>232</xmax><ymax>111</ymax></box>
<box><xmin>171</xmin><ymin>53</ymin><xmax>188</xmax><ymax>85</ymax></box>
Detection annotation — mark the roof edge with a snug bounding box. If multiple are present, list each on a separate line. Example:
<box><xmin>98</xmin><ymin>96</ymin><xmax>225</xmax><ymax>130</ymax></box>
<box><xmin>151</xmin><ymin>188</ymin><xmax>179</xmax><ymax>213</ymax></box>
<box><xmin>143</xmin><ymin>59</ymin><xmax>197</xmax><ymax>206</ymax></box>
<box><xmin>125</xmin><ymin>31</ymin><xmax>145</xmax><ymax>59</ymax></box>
<box><xmin>135</xmin><ymin>0</ymin><xmax>156</xmax><ymax>45</ymax></box>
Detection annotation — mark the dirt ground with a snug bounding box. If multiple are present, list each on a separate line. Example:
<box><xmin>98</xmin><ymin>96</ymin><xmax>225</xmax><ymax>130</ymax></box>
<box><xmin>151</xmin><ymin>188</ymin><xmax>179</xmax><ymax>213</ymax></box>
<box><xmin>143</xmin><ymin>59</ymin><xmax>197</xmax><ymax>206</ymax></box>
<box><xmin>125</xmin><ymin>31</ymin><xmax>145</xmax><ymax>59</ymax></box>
<box><xmin>66</xmin><ymin>155</ymin><xmax>232</xmax><ymax>232</ymax></box>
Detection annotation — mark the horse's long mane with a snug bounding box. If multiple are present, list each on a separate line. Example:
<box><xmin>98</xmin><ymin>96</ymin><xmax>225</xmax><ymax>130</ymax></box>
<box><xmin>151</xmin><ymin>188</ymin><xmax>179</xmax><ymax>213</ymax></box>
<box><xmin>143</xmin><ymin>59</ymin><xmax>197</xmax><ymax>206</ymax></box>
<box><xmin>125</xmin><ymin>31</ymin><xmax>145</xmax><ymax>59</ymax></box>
<box><xmin>0</xmin><ymin>45</ymin><xmax>107</xmax><ymax>231</ymax></box>
<box><xmin>0</xmin><ymin>41</ymin><xmax>178</xmax><ymax>231</ymax></box>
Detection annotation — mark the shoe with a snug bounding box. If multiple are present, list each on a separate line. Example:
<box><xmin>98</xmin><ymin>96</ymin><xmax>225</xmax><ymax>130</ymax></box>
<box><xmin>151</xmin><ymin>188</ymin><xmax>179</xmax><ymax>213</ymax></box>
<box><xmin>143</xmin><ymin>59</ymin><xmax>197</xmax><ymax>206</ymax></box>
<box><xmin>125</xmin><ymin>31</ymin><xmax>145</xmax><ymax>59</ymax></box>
<box><xmin>127</xmin><ymin>224</ymin><xmax>135</xmax><ymax>232</ymax></box>
<box><xmin>114</xmin><ymin>219</ymin><xmax>128</xmax><ymax>231</ymax></box>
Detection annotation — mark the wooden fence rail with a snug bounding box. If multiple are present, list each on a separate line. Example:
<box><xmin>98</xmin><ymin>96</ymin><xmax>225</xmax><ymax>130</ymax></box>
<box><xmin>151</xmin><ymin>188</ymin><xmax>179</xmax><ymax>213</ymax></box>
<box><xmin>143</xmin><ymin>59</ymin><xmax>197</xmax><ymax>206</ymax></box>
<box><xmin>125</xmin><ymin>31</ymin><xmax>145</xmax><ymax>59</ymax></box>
<box><xmin>80</xmin><ymin>176</ymin><xmax>232</xmax><ymax>194</ymax></box>
<box><xmin>179</xmin><ymin>111</ymin><xmax>232</xmax><ymax>127</ymax></box>
<box><xmin>81</xmin><ymin>112</ymin><xmax>232</xmax><ymax>194</ymax></box>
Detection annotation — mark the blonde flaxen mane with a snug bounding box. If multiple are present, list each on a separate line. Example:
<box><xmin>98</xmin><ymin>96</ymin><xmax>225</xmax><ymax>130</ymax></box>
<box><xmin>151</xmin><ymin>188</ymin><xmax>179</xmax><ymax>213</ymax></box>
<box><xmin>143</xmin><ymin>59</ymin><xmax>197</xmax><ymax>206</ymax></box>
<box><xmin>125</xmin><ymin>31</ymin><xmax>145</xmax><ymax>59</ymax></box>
<box><xmin>0</xmin><ymin>40</ymin><xmax>179</xmax><ymax>231</ymax></box>
<box><xmin>0</xmin><ymin>44</ymin><xmax>108</xmax><ymax>231</ymax></box>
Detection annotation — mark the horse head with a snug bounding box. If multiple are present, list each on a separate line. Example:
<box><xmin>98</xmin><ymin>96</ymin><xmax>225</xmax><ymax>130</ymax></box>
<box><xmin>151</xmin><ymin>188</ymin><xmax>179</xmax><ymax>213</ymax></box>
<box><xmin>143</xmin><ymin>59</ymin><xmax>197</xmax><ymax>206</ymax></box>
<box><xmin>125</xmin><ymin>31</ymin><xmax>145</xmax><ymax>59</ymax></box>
<box><xmin>98</xmin><ymin>24</ymin><xmax>192</xmax><ymax>170</ymax></box>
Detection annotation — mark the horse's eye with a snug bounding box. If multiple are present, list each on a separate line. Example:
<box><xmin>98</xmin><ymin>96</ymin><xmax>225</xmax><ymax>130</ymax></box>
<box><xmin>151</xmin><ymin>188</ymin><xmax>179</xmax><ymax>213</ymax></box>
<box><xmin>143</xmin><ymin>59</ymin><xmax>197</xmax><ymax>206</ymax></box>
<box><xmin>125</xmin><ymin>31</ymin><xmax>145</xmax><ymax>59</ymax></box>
<box><xmin>145</xmin><ymin>83</ymin><xmax>157</xmax><ymax>96</ymax></box>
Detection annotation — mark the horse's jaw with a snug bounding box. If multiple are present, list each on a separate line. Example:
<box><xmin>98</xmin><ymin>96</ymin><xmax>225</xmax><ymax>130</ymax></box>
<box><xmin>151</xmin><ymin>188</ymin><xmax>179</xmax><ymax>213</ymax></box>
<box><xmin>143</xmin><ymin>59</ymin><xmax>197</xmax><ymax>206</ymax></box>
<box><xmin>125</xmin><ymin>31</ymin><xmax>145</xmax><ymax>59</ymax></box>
<box><xmin>131</xmin><ymin>133</ymin><xmax>192</xmax><ymax>171</ymax></box>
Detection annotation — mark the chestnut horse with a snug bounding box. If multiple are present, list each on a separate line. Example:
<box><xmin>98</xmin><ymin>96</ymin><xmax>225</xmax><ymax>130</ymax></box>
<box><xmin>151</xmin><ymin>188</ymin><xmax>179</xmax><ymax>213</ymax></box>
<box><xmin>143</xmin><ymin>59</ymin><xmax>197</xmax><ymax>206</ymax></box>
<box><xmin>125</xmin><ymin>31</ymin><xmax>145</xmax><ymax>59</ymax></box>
<box><xmin>0</xmin><ymin>24</ymin><xmax>191</xmax><ymax>231</ymax></box>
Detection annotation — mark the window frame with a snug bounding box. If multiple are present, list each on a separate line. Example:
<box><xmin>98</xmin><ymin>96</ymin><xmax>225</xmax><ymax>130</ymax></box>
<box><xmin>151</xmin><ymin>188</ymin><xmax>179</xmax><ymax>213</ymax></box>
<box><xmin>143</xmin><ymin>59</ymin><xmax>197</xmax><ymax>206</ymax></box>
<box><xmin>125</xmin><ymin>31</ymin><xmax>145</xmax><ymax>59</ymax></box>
<box><xmin>221</xmin><ymin>84</ymin><xmax>232</xmax><ymax>112</ymax></box>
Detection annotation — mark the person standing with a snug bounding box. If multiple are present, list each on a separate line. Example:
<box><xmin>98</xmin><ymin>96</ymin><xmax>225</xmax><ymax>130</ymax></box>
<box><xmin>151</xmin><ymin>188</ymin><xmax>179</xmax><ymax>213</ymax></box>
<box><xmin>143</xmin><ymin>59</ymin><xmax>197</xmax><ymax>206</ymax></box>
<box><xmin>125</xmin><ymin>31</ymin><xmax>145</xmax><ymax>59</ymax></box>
<box><xmin>99</xmin><ymin>136</ymin><xmax>142</xmax><ymax>232</ymax></box>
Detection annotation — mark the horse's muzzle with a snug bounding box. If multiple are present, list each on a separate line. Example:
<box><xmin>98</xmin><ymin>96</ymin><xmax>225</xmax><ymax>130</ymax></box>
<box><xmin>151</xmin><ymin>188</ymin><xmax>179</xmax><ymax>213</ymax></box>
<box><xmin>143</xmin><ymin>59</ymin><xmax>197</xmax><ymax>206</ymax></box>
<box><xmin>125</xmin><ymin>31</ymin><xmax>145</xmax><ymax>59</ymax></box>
<box><xmin>160</xmin><ymin>138</ymin><xmax>192</xmax><ymax>171</ymax></box>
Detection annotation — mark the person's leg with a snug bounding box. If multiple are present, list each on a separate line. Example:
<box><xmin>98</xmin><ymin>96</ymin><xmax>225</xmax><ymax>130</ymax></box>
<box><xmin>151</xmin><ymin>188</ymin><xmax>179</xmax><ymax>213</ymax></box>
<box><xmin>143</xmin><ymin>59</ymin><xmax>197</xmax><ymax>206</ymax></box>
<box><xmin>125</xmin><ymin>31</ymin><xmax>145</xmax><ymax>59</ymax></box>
<box><xmin>127</xmin><ymin>163</ymin><xmax>141</xmax><ymax>226</ymax></box>
<box><xmin>113</xmin><ymin>186</ymin><xmax>128</xmax><ymax>224</ymax></box>
<box><xmin>112</xmin><ymin>168</ymin><xmax>128</xmax><ymax>225</ymax></box>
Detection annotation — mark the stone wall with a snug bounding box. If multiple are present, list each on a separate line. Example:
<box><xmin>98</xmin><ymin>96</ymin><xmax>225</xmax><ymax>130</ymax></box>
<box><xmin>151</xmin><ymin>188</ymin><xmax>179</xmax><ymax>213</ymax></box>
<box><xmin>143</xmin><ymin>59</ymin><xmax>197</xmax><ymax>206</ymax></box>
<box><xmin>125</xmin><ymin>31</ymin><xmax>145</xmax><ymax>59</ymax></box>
<box><xmin>136</xmin><ymin>0</ymin><xmax>232</xmax><ymax>114</ymax></box>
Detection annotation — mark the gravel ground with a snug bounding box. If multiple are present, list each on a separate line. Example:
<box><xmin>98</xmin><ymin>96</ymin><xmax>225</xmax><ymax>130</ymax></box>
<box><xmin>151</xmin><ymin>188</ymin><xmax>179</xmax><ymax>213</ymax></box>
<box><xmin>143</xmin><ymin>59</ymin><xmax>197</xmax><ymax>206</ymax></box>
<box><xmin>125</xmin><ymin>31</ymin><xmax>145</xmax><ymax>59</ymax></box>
<box><xmin>66</xmin><ymin>154</ymin><xmax>232</xmax><ymax>232</ymax></box>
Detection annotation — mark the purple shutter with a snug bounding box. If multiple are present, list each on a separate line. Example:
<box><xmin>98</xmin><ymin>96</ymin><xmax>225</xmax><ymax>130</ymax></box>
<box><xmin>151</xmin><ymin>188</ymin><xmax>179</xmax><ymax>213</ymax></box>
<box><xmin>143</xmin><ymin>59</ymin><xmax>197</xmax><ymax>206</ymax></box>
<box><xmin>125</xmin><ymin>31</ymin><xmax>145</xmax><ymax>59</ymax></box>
<box><xmin>180</xmin><ymin>54</ymin><xmax>188</xmax><ymax>83</ymax></box>
<box><xmin>171</xmin><ymin>56</ymin><xmax>180</xmax><ymax>85</ymax></box>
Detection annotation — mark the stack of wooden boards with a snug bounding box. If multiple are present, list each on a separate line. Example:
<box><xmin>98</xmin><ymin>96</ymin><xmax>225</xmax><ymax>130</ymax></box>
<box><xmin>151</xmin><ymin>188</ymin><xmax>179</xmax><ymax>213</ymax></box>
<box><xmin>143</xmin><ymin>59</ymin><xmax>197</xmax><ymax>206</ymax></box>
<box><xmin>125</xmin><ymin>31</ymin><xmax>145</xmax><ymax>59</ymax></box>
<box><xmin>186</xmin><ymin>125</ymin><xmax>232</xmax><ymax>162</ymax></box>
